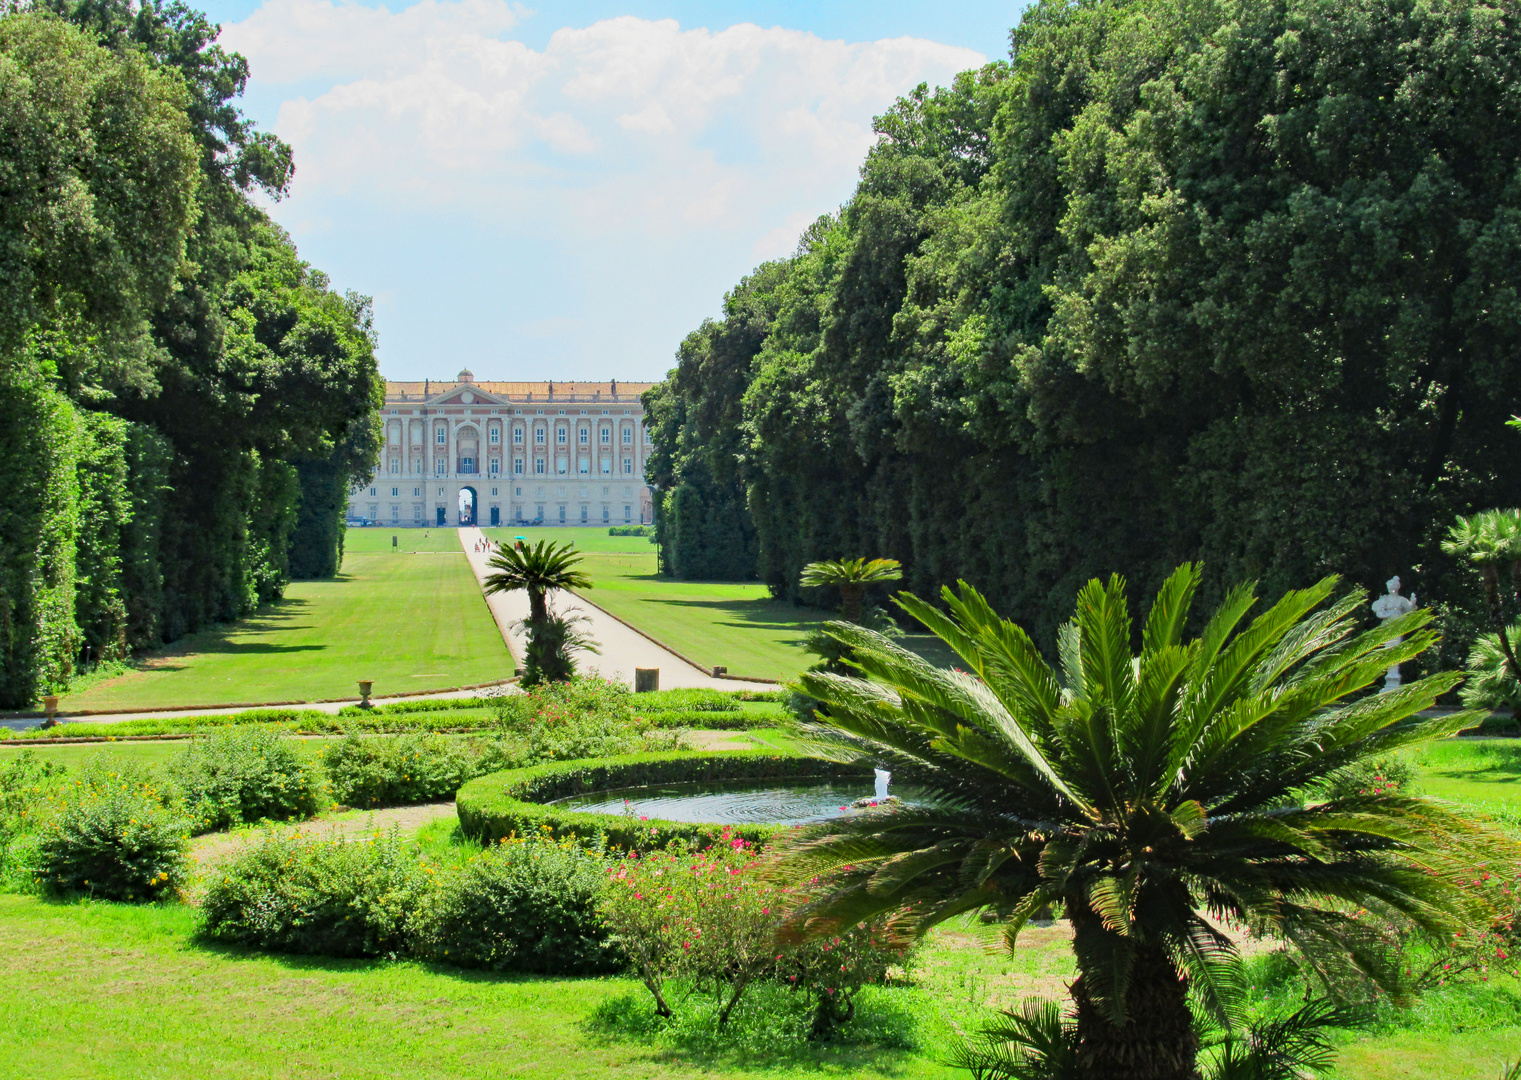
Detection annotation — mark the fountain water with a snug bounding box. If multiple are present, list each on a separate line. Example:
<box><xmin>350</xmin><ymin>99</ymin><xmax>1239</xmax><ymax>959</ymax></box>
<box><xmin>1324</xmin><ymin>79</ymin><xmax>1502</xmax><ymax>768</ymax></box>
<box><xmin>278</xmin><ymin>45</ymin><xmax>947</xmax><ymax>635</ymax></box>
<box><xmin>875</xmin><ymin>768</ymin><xmax>891</xmax><ymax>801</ymax></box>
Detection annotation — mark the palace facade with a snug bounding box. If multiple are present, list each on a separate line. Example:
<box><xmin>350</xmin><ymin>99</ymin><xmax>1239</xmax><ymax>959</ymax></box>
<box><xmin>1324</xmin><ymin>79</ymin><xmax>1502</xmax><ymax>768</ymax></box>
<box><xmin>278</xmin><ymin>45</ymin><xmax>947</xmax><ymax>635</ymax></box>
<box><xmin>348</xmin><ymin>371</ymin><xmax>656</xmax><ymax>528</ymax></box>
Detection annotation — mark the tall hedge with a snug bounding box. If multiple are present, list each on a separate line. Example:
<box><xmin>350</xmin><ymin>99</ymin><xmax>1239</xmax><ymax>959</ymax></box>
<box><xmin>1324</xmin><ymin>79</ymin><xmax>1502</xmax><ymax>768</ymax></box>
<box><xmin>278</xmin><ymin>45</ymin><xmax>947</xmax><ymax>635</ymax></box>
<box><xmin>646</xmin><ymin>0</ymin><xmax>1521</xmax><ymax>665</ymax></box>
<box><xmin>0</xmin><ymin>365</ymin><xmax>81</xmax><ymax>704</ymax></box>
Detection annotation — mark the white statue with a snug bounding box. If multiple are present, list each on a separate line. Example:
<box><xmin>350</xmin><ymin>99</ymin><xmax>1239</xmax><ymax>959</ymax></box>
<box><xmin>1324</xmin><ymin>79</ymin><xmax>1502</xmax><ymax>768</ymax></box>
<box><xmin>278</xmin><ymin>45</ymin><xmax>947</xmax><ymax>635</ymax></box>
<box><xmin>1371</xmin><ymin>576</ymin><xmax>1418</xmax><ymax>692</ymax></box>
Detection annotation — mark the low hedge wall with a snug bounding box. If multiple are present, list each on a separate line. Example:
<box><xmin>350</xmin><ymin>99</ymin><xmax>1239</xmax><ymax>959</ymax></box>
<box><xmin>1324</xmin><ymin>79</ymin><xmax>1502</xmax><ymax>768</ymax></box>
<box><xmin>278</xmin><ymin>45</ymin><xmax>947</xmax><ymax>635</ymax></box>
<box><xmin>456</xmin><ymin>750</ymin><xmax>870</xmax><ymax>850</ymax></box>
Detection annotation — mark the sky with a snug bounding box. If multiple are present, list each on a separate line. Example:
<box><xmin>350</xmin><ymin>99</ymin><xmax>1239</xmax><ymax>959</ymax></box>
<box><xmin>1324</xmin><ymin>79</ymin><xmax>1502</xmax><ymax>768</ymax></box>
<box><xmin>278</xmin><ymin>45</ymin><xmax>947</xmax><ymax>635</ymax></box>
<box><xmin>199</xmin><ymin>1</ymin><xmax>1030</xmax><ymax>382</ymax></box>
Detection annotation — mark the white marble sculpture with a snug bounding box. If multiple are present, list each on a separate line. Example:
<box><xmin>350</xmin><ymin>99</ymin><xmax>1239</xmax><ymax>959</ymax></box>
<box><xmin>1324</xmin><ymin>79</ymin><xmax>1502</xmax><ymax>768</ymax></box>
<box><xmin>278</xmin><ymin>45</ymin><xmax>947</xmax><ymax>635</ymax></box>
<box><xmin>1371</xmin><ymin>576</ymin><xmax>1418</xmax><ymax>692</ymax></box>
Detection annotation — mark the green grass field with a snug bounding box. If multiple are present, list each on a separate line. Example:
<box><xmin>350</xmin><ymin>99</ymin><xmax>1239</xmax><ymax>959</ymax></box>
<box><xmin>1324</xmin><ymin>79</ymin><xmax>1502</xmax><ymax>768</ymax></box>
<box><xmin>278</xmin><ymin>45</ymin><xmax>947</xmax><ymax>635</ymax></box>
<box><xmin>5</xmin><ymin>735</ymin><xmax>1521</xmax><ymax>1079</ymax></box>
<box><xmin>57</xmin><ymin>539</ymin><xmax>509</xmax><ymax>712</ymax></box>
<box><xmin>484</xmin><ymin>526</ymin><xmax>953</xmax><ymax>681</ymax></box>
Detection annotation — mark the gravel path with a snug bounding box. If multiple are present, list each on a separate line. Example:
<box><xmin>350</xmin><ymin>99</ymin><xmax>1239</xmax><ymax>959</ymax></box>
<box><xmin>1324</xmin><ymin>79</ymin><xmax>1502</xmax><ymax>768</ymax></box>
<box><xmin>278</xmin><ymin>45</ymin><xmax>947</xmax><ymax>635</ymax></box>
<box><xmin>190</xmin><ymin>801</ymin><xmax>458</xmax><ymax>867</ymax></box>
<box><xmin>458</xmin><ymin>527</ymin><xmax>776</xmax><ymax>692</ymax></box>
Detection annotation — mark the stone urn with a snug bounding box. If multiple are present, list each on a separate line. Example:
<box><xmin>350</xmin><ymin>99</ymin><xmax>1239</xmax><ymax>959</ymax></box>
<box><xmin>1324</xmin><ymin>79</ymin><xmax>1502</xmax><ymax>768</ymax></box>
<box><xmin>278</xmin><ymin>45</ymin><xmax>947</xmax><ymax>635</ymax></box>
<box><xmin>357</xmin><ymin>680</ymin><xmax>374</xmax><ymax>708</ymax></box>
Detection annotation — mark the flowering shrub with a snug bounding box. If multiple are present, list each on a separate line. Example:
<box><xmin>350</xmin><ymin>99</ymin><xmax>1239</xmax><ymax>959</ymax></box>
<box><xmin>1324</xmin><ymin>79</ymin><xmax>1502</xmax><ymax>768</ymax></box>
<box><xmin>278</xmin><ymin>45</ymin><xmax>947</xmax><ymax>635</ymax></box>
<box><xmin>493</xmin><ymin>675</ymin><xmax>684</xmax><ymax>763</ymax></box>
<box><xmin>169</xmin><ymin>727</ymin><xmax>322</xmax><ymax>832</ymax></box>
<box><xmin>411</xmin><ymin>831</ymin><xmax>620</xmax><ymax>973</ymax></box>
<box><xmin>323</xmin><ymin>734</ymin><xmax>522</xmax><ymax>808</ymax></box>
<box><xmin>35</xmin><ymin>767</ymin><xmax>188</xmax><ymax>901</ymax></box>
<box><xmin>200</xmin><ymin>828</ymin><xmax>426</xmax><ymax>957</ymax></box>
<box><xmin>600</xmin><ymin>831</ymin><xmax>909</xmax><ymax>1034</ymax></box>
<box><xmin>1313</xmin><ymin>754</ymin><xmax>1418</xmax><ymax>802</ymax></box>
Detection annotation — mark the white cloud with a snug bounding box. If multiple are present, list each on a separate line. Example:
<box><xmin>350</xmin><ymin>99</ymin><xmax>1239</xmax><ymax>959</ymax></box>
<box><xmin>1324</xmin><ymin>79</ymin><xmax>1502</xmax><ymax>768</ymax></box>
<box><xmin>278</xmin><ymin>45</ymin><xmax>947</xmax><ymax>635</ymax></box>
<box><xmin>224</xmin><ymin>3</ymin><xmax>983</xmax><ymax>240</ymax></box>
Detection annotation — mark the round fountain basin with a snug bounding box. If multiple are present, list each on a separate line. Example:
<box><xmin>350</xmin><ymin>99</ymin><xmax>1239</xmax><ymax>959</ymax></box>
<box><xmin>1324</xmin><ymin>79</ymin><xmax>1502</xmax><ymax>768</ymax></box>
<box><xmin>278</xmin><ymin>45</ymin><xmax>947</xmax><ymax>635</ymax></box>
<box><xmin>548</xmin><ymin>776</ymin><xmax>913</xmax><ymax>825</ymax></box>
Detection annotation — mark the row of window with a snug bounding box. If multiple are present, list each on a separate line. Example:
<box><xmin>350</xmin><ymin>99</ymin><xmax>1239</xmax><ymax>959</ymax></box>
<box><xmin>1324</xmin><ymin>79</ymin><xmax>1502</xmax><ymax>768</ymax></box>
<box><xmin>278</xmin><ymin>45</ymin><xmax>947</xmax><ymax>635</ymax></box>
<box><xmin>363</xmin><ymin>503</ymin><xmax>636</xmax><ymax>524</ymax></box>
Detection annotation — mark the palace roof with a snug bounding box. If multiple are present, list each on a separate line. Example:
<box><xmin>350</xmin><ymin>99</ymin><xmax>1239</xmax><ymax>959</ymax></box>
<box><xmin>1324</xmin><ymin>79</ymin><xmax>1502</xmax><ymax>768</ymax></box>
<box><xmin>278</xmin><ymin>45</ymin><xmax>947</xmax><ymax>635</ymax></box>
<box><xmin>384</xmin><ymin>380</ymin><xmax>654</xmax><ymax>405</ymax></box>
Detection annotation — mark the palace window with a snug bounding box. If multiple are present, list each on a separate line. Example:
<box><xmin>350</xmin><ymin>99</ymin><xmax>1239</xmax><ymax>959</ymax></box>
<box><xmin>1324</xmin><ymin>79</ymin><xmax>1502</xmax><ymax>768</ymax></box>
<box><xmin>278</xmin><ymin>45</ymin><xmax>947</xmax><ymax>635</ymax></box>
<box><xmin>623</xmin><ymin>428</ymin><xmax>632</xmax><ymax>444</ymax></box>
<box><xmin>534</xmin><ymin>458</ymin><xmax>545</xmax><ymax>474</ymax></box>
<box><xmin>513</xmin><ymin>458</ymin><xmax>523</xmax><ymax>475</ymax></box>
<box><xmin>391</xmin><ymin>487</ymin><xmax>399</xmax><ymax>497</ymax></box>
<box><xmin>389</xmin><ymin>459</ymin><xmax>399</xmax><ymax>474</ymax></box>
<box><xmin>391</xmin><ymin>505</ymin><xmax>399</xmax><ymax>521</ymax></box>
<box><xmin>557</xmin><ymin>459</ymin><xmax>568</xmax><ymax>475</ymax></box>
<box><xmin>557</xmin><ymin>427</ymin><xmax>567</xmax><ymax>443</ymax></box>
<box><xmin>580</xmin><ymin>505</ymin><xmax>589</xmax><ymax>523</ymax></box>
<box><xmin>435</xmin><ymin>459</ymin><xmax>445</xmax><ymax>475</ymax></box>
<box><xmin>601</xmin><ymin>458</ymin><xmax>611</xmax><ymax>474</ymax></box>
<box><xmin>413</xmin><ymin>487</ymin><xmax>421</xmax><ymax>497</ymax></box>
<box><xmin>578</xmin><ymin>429</ymin><xmax>588</xmax><ymax>444</ymax></box>
<box><xmin>558</xmin><ymin>505</ymin><xmax>566</xmax><ymax>523</ymax></box>
<box><xmin>368</xmin><ymin>487</ymin><xmax>377</xmax><ymax>497</ymax></box>
<box><xmin>578</xmin><ymin>457</ymin><xmax>589</xmax><ymax>475</ymax></box>
<box><xmin>459</xmin><ymin>456</ymin><xmax>475</xmax><ymax>473</ymax></box>
<box><xmin>436</xmin><ymin>429</ymin><xmax>446</xmax><ymax>443</ymax></box>
<box><xmin>490</xmin><ymin>458</ymin><xmax>500</xmax><ymax>475</ymax></box>
<box><xmin>491</xmin><ymin>487</ymin><xmax>498</xmax><ymax>496</ymax></box>
<box><xmin>602</xmin><ymin>506</ymin><xmax>610</xmax><ymax>523</ymax></box>
<box><xmin>535</xmin><ymin>429</ymin><xmax>545</xmax><ymax>443</ymax></box>
<box><xmin>489</xmin><ymin>428</ymin><xmax>500</xmax><ymax>444</ymax></box>
<box><xmin>368</xmin><ymin>504</ymin><xmax>378</xmax><ymax>519</ymax></box>
<box><xmin>513</xmin><ymin>427</ymin><xmax>523</xmax><ymax>444</ymax></box>
<box><xmin>624</xmin><ymin>505</ymin><xmax>632</xmax><ymax>523</ymax></box>
<box><xmin>622</xmin><ymin>458</ymin><xmax>632</xmax><ymax>474</ymax></box>
<box><xmin>600</xmin><ymin>428</ymin><xmax>611</xmax><ymax>443</ymax></box>
<box><xmin>414</xmin><ymin>506</ymin><xmax>423</xmax><ymax>521</ymax></box>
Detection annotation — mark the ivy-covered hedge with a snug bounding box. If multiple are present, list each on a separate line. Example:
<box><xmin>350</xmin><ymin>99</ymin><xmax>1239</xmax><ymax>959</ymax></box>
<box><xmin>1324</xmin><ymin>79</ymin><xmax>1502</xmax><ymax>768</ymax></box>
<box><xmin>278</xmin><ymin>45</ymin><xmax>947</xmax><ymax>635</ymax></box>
<box><xmin>456</xmin><ymin>751</ymin><xmax>869</xmax><ymax>850</ymax></box>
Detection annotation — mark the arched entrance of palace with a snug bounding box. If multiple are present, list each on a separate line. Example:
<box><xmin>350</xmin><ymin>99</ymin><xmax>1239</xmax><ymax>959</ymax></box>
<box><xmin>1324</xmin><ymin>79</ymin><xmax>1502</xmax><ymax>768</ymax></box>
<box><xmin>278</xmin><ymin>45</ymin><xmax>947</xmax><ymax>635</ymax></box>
<box><xmin>458</xmin><ymin>486</ymin><xmax>477</xmax><ymax>526</ymax></box>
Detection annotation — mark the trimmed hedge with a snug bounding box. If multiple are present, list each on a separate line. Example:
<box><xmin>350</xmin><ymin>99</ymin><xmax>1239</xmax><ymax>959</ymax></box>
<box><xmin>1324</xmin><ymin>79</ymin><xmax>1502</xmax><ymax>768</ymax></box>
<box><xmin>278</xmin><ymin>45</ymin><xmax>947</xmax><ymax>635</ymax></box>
<box><xmin>456</xmin><ymin>750</ymin><xmax>870</xmax><ymax>850</ymax></box>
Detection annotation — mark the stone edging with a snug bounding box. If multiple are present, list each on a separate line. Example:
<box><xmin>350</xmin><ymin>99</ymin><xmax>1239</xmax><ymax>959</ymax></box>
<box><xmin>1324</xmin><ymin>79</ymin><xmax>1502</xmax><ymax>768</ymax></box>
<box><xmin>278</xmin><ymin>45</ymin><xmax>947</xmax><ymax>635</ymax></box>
<box><xmin>565</xmin><ymin>588</ymin><xmax>782</xmax><ymax>685</ymax></box>
<box><xmin>1</xmin><ymin>678</ymin><xmax>518</xmax><ymax>721</ymax></box>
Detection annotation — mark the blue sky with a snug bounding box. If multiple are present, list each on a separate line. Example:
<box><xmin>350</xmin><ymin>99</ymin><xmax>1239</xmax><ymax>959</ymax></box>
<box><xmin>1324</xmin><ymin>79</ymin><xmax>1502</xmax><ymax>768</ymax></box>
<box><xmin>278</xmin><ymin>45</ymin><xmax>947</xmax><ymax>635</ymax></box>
<box><xmin>203</xmin><ymin>1</ymin><xmax>1030</xmax><ymax>382</ymax></box>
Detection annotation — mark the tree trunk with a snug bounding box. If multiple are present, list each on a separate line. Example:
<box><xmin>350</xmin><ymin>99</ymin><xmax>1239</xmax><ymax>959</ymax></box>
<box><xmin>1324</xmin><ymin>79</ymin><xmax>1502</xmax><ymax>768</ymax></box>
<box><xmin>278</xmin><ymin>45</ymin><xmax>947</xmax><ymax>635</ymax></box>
<box><xmin>528</xmin><ymin>586</ymin><xmax>548</xmax><ymax>625</ymax></box>
<box><xmin>840</xmin><ymin>583</ymin><xmax>864</xmax><ymax>624</ymax></box>
<box><xmin>1069</xmin><ymin>911</ymin><xmax>1199</xmax><ymax>1080</ymax></box>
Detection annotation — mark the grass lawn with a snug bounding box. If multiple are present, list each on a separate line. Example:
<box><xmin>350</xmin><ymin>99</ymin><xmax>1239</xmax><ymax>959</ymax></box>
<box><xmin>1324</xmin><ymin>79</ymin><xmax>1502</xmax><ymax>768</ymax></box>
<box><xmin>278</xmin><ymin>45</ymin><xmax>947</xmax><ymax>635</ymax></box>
<box><xmin>484</xmin><ymin>526</ymin><xmax>954</xmax><ymax>682</ymax></box>
<box><xmin>57</xmin><ymin>537</ymin><xmax>508</xmax><ymax>713</ymax></box>
<box><xmin>0</xmin><ymin>894</ymin><xmax>964</xmax><ymax>1080</ymax></box>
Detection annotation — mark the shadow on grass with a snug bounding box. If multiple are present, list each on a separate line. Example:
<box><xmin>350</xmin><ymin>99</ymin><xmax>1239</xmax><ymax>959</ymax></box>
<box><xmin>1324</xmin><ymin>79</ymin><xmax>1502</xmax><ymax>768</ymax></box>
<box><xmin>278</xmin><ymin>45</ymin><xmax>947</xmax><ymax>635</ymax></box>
<box><xmin>582</xmin><ymin>982</ymin><xmax>928</xmax><ymax>1074</ymax></box>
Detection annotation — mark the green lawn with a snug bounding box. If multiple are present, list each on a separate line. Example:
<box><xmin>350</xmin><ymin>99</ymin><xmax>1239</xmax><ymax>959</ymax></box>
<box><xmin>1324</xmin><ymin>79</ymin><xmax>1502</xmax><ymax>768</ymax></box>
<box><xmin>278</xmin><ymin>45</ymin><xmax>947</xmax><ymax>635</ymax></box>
<box><xmin>0</xmin><ymin>894</ymin><xmax>963</xmax><ymax>1080</ymax></box>
<box><xmin>57</xmin><ymin>540</ymin><xmax>509</xmax><ymax>712</ymax></box>
<box><xmin>484</xmin><ymin>526</ymin><xmax>954</xmax><ymax>682</ymax></box>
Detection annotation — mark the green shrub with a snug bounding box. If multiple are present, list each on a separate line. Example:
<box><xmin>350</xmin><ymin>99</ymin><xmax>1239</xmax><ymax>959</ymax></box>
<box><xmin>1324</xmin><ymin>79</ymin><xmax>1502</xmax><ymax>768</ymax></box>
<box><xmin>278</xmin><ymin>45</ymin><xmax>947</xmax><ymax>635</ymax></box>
<box><xmin>322</xmin><ymin>734</ymin><xmax>522</xmax><ymax>808</ymax></box>
<box><xmin>608</xmin><ymin>524</ymin><xmax>654</xmax><ymax>537</ymax></box>
<box><xmin>494</xmin><ymin>675</ymin><xmax>685</xmax><ymax>763</ymax></box>
<box><xmin>636</xmin><ymin>709</ymin><xmax>774</xmax><ymax>731</ymax></box>
<box><xmin>200</xmin><ymin>829</ymin><xmax>426</xmax><ymax>957</ymax></box>
<box><xmin>631</xmin><ymin>688</ymin><xmax>742</xmax><ymax>713</ymax></box>
<box><xmin>35</xmin><ymin>771</ymin><xmax>188</xmax><ymax>900</ymax></box>
<box><xmin>169</xmin><ymin>727</ymin><xmax>322</xmax><ymax>833</ymax></box>
<box><xmin>455</xmin><ymin>750</ymin><xmax>869</xmax><ymax>851</ymax></box>
<box><xmin>0</xmin><ymin>750</ymin><xmax>63</xmax><ymax>874</ymax></box>
<box><xmin>412</xmin><ymin>832</ymin><xmax>620</xmax><ymax>974</ymax></box>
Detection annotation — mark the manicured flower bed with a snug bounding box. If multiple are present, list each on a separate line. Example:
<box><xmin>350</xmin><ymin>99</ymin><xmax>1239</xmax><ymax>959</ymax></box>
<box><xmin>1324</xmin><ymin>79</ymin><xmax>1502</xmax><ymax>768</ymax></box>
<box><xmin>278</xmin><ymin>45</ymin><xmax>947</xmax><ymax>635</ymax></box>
<box><xmin>455</xmin><ymin>750</ymin><xmax>871</xmax><ymax>850</ymax></box>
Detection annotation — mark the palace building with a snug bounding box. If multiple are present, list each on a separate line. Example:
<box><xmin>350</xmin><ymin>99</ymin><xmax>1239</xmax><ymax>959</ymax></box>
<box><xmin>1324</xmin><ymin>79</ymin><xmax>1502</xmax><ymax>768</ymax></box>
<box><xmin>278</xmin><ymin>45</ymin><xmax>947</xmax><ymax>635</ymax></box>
<box><xmin>349</xmin><ymin>370</ymin><xmax>656</xmax><ymax>528</ymax></box>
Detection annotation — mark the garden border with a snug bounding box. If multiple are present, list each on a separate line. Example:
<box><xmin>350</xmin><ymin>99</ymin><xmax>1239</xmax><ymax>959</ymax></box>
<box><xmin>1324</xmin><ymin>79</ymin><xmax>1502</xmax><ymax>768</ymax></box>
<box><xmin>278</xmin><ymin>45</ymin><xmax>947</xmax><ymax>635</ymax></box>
<box><xmin>456</xmin><ymin>749</ymin><xmax>869</xmax><ymax>849</ymax></box>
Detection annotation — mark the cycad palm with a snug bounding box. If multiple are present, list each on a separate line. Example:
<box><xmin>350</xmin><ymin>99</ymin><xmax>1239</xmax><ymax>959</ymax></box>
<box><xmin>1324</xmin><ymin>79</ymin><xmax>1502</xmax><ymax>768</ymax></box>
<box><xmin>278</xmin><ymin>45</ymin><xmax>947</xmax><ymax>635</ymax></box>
<box><xmin>799</xmin><ymin>557</ymin><xmax>903</xmax><ymax>623</ymax></box>
<box><xmin>483</xmin><ymin>540</ymin><xmax>592</xmax><ymax>624</ymax></box>
<box><xmin>774</xmin><ymin>565</ymin><xmax>1512</xmax><ymax>1080</ymax></box>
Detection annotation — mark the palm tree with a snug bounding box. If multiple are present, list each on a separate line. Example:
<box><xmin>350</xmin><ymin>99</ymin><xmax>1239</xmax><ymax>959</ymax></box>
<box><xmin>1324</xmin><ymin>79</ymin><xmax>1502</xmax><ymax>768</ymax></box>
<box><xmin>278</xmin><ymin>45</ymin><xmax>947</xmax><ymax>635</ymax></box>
<box><xmin>1443</xmin><ymin>509</ymin><xmax>1521</xmax><ymax>681</ymax></box>
<box><xmin>484</xmin><ymin>540</ymin><xmax>594</xmax><ymax>684</ymax></box>
<box><xmin>483</xmin><ymin>540</ymin><xmax>593</xmax><ymax>624</ymax></box>
<box><xmin>771</xmin><ymin>565</ymin><xmax>1513</xmax><ymax>1080</ymax></box>
<box><xmin>799</xmin><ymin>557</ymin><xmax>903</xmax><ymax>623</ymax></box>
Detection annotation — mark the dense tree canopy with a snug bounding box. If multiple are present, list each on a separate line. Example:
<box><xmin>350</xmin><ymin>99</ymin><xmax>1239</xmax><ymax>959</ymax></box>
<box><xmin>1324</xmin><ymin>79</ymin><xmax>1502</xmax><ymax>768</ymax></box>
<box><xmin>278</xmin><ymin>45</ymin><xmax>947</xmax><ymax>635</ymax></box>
<box><xmin>0</xmin><ymin>5</ymin><xmax>380</xmax><ymax>706</ymax></box>
<box><xmin>647</xmin><ymin>0</ymin><xmax>1521</xmax><ymax>661</ymax></box>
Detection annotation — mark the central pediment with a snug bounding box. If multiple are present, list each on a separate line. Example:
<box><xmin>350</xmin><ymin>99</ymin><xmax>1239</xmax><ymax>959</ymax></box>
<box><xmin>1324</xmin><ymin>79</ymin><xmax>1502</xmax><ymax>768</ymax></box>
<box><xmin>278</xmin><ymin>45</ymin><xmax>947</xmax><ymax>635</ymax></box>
<box><xmin>430</xmin><ymin>385</ymin><xmax>507</xmax><ymax>407</ymax></box>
